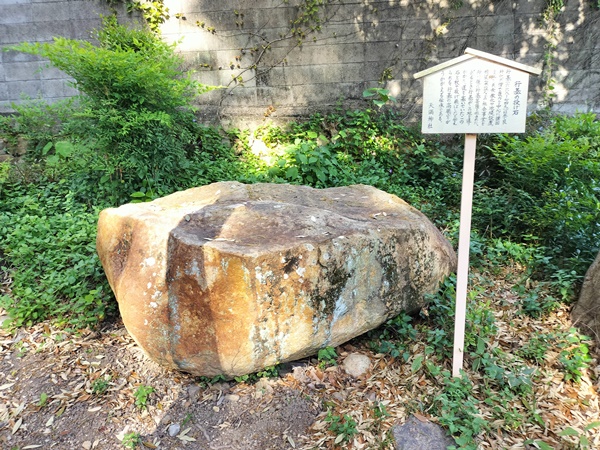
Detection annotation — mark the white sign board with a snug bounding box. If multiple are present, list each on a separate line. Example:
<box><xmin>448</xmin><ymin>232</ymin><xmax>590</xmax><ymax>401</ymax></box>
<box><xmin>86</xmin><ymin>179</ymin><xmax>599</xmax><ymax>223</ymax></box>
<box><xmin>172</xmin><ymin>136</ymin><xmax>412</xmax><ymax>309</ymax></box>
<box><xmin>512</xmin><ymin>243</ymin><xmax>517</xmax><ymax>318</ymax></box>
<box><xmin>413</xmin><ymin>49</ymin><xmax>541</xmax><ymax>377</ymax></box>
<box><xmin>415</xmin><ymin>48</ymin><xmax>541</xmax><ymax>135</ymax></box>
<box><xmin>421</xmin><ymin>58</ymin><xmax>530</xmax><ymax>134</ymax></box>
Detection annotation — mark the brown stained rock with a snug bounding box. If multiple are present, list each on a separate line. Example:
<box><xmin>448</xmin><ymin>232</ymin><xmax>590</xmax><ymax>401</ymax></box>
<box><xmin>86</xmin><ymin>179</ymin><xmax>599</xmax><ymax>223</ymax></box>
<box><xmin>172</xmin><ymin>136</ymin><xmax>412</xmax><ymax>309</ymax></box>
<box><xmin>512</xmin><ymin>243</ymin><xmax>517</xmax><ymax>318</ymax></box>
<box><xmin>97</xmin><ymin>182</ymin><xmax>456</xmax><ymax>377</ymax></box>
<box><xmin>572</xmin><ymin>251</ymin><xmax>600</xmax><ymax>343</ymax></box>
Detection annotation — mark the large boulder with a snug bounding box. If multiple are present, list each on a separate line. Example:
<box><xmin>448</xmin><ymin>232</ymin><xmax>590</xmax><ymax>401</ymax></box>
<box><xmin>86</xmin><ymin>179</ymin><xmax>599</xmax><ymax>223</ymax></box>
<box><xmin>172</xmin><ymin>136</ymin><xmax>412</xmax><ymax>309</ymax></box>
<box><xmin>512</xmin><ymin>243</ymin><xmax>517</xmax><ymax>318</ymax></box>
<box><xmin>97</xmin><ymin>182</ymin><xmax>456</xmax><ymax>377</ymax></box>
<box><xmin>572</xmin><ymin>252</ymin><xmax>600</xmax><ymax>342</ymax></box>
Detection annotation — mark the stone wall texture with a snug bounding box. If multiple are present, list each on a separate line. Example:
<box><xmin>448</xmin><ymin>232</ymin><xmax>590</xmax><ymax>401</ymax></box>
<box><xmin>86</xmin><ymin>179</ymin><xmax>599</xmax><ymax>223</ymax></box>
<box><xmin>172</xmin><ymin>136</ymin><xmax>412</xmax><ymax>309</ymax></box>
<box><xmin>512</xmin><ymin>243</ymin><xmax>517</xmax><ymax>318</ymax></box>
<box><xmin>1</xmin><ymin>0</ymin><xmax>599</xmax><ymax>126</ymax></box>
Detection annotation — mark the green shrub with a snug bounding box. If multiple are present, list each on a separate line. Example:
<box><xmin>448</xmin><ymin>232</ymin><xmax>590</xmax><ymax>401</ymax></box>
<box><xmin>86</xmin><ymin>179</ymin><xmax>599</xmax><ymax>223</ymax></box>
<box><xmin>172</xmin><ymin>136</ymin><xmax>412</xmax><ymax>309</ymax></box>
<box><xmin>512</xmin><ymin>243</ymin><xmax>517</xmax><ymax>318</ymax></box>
<box><xmin>481</xmin><ymin>113</ymin><xmax>600</xmax><ymax>275</ymax></box>
<box><xmin>8</xmin><ymin>15</ymin><xmax>217</xmax><ymax>203</ymax></box>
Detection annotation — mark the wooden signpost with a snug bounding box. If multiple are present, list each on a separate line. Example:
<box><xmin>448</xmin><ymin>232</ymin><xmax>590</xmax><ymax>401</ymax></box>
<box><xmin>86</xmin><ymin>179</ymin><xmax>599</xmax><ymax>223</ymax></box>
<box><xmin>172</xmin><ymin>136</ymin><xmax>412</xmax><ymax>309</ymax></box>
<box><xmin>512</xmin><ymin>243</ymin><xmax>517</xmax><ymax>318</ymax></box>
<box><xmin>414</xmin><ymin>48</ymin><xmax>541</xmax><ymax>377</ymax></box>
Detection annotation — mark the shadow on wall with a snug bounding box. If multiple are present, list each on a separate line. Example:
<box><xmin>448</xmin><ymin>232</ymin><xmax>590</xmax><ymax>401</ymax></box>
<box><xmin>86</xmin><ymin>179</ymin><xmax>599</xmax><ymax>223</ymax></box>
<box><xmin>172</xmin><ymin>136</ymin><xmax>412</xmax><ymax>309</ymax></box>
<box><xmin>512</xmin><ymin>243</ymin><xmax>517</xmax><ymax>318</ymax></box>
<box><xmin>157</xmin><ymin>0</ymin><xmax>600</xmax><ymax>126</ymax></box>
<box><xmin>1</xmin><ymin>0</ymin><xmax>599</xmax><ymax>123</ymax></box>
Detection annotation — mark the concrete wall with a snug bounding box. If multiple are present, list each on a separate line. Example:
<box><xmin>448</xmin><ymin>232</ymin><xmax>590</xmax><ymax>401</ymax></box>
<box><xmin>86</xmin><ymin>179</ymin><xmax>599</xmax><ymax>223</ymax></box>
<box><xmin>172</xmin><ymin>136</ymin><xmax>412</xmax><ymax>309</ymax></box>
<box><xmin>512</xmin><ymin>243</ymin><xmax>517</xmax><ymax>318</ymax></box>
<box><xmin>1</xmin><ymin>0</ymin><xmax>599</xmax><ymax>127</ymax></box>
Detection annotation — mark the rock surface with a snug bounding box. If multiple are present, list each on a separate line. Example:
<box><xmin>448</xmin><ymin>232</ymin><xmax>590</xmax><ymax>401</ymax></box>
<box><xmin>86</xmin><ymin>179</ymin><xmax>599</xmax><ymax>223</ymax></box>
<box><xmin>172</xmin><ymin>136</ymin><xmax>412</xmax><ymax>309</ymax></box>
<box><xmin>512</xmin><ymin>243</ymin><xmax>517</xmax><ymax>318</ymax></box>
<box><xmin>97</xmin><ymin>182</ymin><xmax>456</xmax><ymax>377</ymax></box>
<box><xmin>572</xmin><ymin>251</ymin><xmax>600</xmax><ymax>342</ymax></box>
<box><xmin>392</xmin><ymin>415</ymin><xmax>455</xmax><ymax>450</ymax></box>
<box><xmin>342</xmin><ymin>353</ymin><xmax>372</xmax><ymax>378</ymax></box>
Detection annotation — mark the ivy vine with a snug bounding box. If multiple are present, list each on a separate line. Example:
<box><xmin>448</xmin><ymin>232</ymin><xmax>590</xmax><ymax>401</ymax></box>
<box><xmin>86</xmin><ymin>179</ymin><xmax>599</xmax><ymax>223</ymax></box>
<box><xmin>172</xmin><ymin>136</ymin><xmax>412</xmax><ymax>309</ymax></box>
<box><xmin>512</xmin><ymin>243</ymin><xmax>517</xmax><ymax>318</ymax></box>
<box><xmin>105</xmin><ymin>0</ymin><xmax>170</xmax><ymax>33</ymax></box>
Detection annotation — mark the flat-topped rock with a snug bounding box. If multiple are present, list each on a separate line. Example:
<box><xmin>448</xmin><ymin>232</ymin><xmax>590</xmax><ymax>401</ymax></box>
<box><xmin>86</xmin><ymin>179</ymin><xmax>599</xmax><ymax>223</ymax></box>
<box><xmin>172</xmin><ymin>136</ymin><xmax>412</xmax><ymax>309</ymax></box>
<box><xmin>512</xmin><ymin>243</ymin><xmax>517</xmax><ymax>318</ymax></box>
<box><xmin>97</xmin><ymin>182</ymin><xmax>456</xmax><ymax>377</ymax></box>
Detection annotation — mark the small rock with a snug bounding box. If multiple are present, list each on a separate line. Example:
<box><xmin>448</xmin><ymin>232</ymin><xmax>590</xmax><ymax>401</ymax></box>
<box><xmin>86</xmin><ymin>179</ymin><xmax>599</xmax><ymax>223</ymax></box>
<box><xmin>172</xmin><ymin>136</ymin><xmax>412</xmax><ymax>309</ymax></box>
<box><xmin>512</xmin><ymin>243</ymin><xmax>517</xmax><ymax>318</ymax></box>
<box><xmin>167</xmin><ymin>423</ymin><xmax>181</xmax><ymax>437</ymax></box>
<box><xmin>332</xmin><ymin>391</ymin><xmax>345</xmax><ymax>402</ymax></box>
<box><xmin>291</xmin><ymin>366</ymin><xmax>310</xmax><ymax>383</ymax></box>
<box><xmin>392</xmin><ymin>415</ymin><xmax>455</xmax><ymax>450</ymax></box>
<box><xmin>365</xmin><ymin>391</ymin><xmax>377</xmax><ymax>402</ymax></box>
<box><xmin>187</xmin><ymin>384</ymin><xmax>201</xmax><ymax>399</ymax></box>
<box><xmin>82</xmin><ymin>441</ymin><xmax>92</xmax><ymax>450</ymax></box>
<box><xmin>159</xmin><ymin>414</ymin><xmax>172</xmax><ymax>426</ymax></box>
<box><xmin>223</xmin><ymin>394</ymin><xmax>240</xmax><ymax>403</ymax></box>
<box><xmin>255</xmin><ymin>378</ymin><xmax>274</xmax><ymax>395</ymax></box>
<box><xmin>342</xmin><ymin>353</ymin><xmax>371</xmax><ymax>378</ymax></box>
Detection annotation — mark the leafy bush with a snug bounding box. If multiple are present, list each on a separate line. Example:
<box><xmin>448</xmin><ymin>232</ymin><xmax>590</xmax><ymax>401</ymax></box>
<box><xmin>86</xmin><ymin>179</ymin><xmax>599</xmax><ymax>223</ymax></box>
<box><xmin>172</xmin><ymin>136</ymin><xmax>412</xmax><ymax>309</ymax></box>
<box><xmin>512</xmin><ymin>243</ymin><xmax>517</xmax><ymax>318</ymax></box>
<box><xmin>434</xmin><ymin>371</ymin><xmax>488</xmax><ymax>450</ymax></box>
<box><xmin>478</xmin><ymin>112</ymin><xmax>600</xmax><ymax>275</ymax></box>
<box><xmin>253</xmin><ymin>108</ymin><xmax>463</xmax><ymax>223</ymax></box>
<box><xmin>8</xmin><ymin>15</ymin><xmax>216</xmax><ymax>202</ymax></box>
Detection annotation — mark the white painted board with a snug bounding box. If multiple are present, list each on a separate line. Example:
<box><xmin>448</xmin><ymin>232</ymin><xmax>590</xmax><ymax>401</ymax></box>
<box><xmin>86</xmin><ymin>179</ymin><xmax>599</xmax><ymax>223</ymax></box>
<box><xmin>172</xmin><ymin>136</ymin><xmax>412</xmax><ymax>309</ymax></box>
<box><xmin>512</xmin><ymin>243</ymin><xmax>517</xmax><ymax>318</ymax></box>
<box><xmin>421</xmin><ymin>58</ymin><xmax>530</xmax><ymax>134</ymax></box>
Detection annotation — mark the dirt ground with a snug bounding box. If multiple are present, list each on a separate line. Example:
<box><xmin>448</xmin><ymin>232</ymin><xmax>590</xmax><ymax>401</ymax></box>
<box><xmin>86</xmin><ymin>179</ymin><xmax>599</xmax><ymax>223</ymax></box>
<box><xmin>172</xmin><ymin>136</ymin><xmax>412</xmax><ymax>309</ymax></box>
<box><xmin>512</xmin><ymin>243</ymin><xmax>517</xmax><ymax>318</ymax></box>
<box><xmin>0</xmin><ymin>318</ymin><xmax>340</xmax><ymax>450</ymax></box>
<box><xmin>1</xmin><ymin>272</ymin><xmax>600</xmax><ymax>450</ymax></box>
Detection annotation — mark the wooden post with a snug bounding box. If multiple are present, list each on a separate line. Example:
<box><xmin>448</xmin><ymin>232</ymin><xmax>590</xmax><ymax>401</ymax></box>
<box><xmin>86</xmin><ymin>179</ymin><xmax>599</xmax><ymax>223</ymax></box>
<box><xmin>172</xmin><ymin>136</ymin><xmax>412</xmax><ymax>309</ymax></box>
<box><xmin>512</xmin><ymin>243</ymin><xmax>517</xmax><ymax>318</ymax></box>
<box><xmin>452</xmin><ymin>133</ymin><xmax>477</xmax><ymax>378</ymax></box>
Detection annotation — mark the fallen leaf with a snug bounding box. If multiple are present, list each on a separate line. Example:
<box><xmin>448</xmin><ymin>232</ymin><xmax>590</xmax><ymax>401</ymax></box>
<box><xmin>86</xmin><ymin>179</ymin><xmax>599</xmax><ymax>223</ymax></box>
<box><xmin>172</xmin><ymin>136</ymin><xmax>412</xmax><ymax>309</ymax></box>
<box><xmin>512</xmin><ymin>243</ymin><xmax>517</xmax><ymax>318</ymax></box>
<box><xmin>12</xmin><ymin>417</ymin><xmax>22</xmax><ymax>434</ymax></box>
<box><xmin>0</xmin><ymin>383</ymin><xmax>15</xmax><ymax>390</ymax></box>
<box><xmin>413</xmin><ymin>412</ymin><xmax>430</xmax><ymax>423</ymax></box>
<box><xmin>88</xmin><ymin>406</ymin><xmax>102</xmax><ymax>412</ymax></box>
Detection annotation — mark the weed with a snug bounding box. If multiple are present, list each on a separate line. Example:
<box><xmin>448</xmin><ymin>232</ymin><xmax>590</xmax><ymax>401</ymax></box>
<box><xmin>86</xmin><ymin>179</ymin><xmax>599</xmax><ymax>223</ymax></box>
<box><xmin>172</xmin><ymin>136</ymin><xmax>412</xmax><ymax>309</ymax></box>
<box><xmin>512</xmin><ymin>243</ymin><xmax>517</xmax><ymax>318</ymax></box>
<box><xmin>133</xmin><ymin>385</ymin><xmax>155</xmax><ymax>409</ymax></box>
<box><xmin>517</xmin><ymin>333</ymin><xmax>552</xmax><ymax>365</ymax></box>
<box><xmin>324</xmin><ymin>411</ymin><xmax>358</xmax><ymax>444</ymax></box>
<box><xmin>369</xmin><ymin>312</ymin><xmax>416</xmax><ymax>361</ymax></box>
<box><xmin>256</xmin><ymin>364</ymin><xmax>280</xmax><ymax>379</ymax></box>
<box><xmin>423</xmin><ymin>276</ymin><xmax>496</xmax><ymax>359</ymax></box>
<box><xmin>317</xmin><ymin>346</ymin><xmax>338</xmax><ymax>368</ymax></box>
<box><xmin>557</xmin><ymin>328</ymin><xmax>592</xmax><ymax>382</ymax></box>
<box><xmin>92</xmin><ymin>377</ymin><xmax>111</xmax><ymax>395</ymax></box>
<box><xmin>121</xmin><ymin>431</ymin><xmax>141</xmax><ymax>449</ymax></box>
<box><xmin>37</xmin><ymin>392</ymin><xmax>48</xmax><ymax>407</ymax></box>
<box><xmin>434</xmin><ymin>371</ymin><xmax>488</xmax><ymax>450</ymax></box>
<box><xmin>373</xmin><ymin>402</ymin><xmax>390</xmax><ymax>419</ymax></box>
<box><xmin>558</xmin><ymin>421</ymin><xmax>600</xmax><ymax>449</ymax></box>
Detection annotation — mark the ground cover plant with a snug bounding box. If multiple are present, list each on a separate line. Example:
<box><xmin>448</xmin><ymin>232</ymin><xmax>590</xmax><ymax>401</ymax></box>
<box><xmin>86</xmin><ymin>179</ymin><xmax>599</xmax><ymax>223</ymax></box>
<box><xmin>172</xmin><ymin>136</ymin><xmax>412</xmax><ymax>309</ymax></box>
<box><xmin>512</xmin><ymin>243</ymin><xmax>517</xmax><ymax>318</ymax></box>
<box><xmin>1</xmin><ymin>17</ymin><xmax>599</xmax><ymax>449</ymax></box>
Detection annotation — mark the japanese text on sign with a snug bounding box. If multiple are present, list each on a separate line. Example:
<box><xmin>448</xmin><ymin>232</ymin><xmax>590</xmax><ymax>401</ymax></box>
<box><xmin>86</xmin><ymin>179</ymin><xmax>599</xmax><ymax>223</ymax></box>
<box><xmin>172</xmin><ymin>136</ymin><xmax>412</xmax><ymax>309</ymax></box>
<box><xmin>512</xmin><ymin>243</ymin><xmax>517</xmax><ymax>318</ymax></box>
<box><xmin>420</xmin><ymin>58</ymin><xmax>530</xmax><ymax>134</ymax></box>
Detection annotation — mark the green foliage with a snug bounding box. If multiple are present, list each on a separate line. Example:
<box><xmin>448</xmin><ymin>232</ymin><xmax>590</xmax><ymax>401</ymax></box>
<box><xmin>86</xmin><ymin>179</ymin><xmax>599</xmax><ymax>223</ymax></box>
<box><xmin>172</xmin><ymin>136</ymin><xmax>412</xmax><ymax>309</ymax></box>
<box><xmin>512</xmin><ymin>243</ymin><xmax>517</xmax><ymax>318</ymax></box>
<box><xmin>92</xmin><ymin>377</ymin><xmax>111</xmax><ymax>395</ymax></box>
<box><xmin>256</xmin><ymin>364</ymin><xmax>280</xmax><ymax>379</ymax></box>
<box><xmin>0</xmin><ymin>98</ymin><xmax>75</xmax><ymax>153</ymax></box>
<box><xmin>362</xmin><ymin>87</ymin><xmax>397</xmax><ymax>108</ymax></box>
<box><xmin>558</xmin><ymin>421</ymin><xmax>600</xmax><ymax>449</ymax></box>
<box><xmin>369</xmin><ymin>312</ymin><xmax>417</xmax><ymax>361</ymax></box>
<box><xmin>121</xmin><ymin>431</ymin><xmax>141</xmax><ymax>449</ymax></box>
<box><xmin>317</xmin><ymin>346</ymin><xmax>338</xmax><ymax>368</ymax></box>
<box><xmin>481</xmin><ymin>113</ymin><xmax>600</xmax><ymax>276</ymax></box>
<box><xmin>434</xmin><ymin>371</ymin><xmax>488</xmax><ymax>450</ymax></box>
<box><xmin>38</xmin><ymin>392</ymin><xmax>49</xmax><ymax>407</ymax></box>
<box><xmin>517</xmin><ymin>328</ymin><xmax>592</xmax><ymax>383</ymax></box>
<box><xmin>0</xmin><ymin>183</ymin><xmax>112</xmax><ymax>328</ymax></box>
<box><xmin>133</xmin><ymin>384</ymin><xmax>155</xmax><ymax>409</ymax></box>
<box><xmin>324</xmin><ymin>411</ymin><xmax>358</xmax><ymax>444</ymax></box>
<box><xmin>251</xmin><ymin>109</ymin><xmax>462</xmax><ymax>222</ymax></box>
<box><xmin>422</xmin><ymin>276</ymin><xmax>496</xmax><ymax>359</ymax></box>
<box><xmin>126</xmin><ymin>0</ymin><xmax>170</xmax><ymax>32</ymax></box>
<box><xmin>7</xmin><ymin>16</ymin><xmax>217</xmax><ymax>203</ymax></box>
<box><xmin>556</xmin><ymin>328</ymin><xmax>592</xmax><ymax>382</ymax></box>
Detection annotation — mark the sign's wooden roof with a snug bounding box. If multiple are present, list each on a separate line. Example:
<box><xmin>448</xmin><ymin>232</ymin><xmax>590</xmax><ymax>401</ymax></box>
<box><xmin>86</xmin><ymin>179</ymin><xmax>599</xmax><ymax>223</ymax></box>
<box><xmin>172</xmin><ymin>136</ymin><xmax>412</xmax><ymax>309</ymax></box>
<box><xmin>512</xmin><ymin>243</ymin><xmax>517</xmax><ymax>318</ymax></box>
<box><xmin>414</xmin><ymin>48</ymin><xmax>542</xmax><ymax>79</ymax></box>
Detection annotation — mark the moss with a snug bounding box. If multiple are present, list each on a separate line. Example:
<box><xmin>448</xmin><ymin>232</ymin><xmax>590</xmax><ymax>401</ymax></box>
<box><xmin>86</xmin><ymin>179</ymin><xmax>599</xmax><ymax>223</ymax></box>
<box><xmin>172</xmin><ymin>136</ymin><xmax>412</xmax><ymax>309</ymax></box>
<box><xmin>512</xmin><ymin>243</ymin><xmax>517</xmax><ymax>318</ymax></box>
<box><xmin>312</xmin><ymin>265</ymin><xmax>352</xmax><ymax>318</ymax></box>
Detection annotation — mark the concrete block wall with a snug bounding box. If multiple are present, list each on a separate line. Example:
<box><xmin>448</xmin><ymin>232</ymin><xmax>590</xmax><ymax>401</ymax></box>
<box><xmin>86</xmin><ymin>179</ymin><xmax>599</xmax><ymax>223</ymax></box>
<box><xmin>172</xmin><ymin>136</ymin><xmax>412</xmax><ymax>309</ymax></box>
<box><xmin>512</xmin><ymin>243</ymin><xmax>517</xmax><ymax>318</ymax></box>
<box><xmin>0</xmin><ymin>0</ymin><xmax>129</xmax><ymax>113</ymax></box>
<box><xmin>1</xmin><ymin>0</ymin><xmax>599</xmax><ymax>126</ymax></box>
